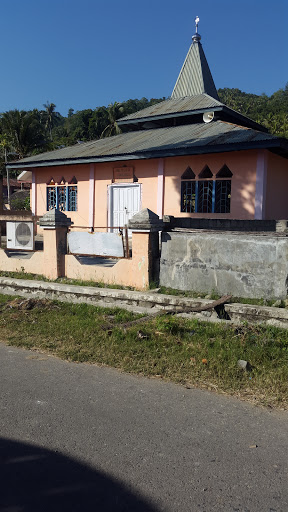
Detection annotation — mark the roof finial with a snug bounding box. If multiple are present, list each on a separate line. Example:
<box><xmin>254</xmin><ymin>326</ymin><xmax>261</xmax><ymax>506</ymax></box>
<box><xmin>192</xmin><ymin>15</ymin><xmax>201</xmax><ymax>42</ymax></box>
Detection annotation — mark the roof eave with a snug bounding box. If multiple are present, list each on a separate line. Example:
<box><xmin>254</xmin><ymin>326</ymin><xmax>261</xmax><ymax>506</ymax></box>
<box><xmin>6</xmin><ymin>139</ymin><xmax>288</xmax><ymax>170</ymax></box>
<box><xmin>222</xmin><ymin>106</ymin><xmax>268</xmax><ymax>133</ymax></box>
<box><xmin>118</xmin><ymin>106</ymin><xmax>224</xmax><ymax>127</ymax></box>
<box><xmin>118</xmin><ymin>105</ymin><xmax>267</xmax><ymax>133</ymax></box>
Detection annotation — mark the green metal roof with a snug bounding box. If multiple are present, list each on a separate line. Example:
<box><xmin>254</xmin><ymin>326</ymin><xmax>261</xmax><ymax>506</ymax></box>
<box><xmin>7</xmin><ymin>121</ymin><xmax>288</xmax><ymax>169</ymax></box>
<box><xmin>118</xmin><ymin>93</ymin><xmax>266</xmax><ymax>133</ymax></box>
<box><xmin>118</xmin><ymin>94</ymin><xmax>223</xmax><ymax>124</ymax></box>
<box><xmin>171</xmin><ymin>39</ymin><xmax>219</xmax><ymax>100</ymax></box>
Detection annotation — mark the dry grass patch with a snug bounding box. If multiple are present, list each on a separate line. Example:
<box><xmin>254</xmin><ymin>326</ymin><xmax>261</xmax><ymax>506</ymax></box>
<box><xmin>0</xmin><ymin>294</ymin><xmax>287</xmax><ymax>409</ymax></box>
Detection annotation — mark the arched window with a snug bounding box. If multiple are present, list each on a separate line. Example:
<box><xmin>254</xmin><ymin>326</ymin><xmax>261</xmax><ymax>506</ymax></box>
<box><xmin>216</xmin><ymin>165</ymin><xmax>233</xmax><ymax>178</ymax></box>
<box><xmin>215</xmin><ymin>165</ymin><xmax>232</xmax><ymax>213</ymax></box>
<box><xmin>68</xmin><ymin>177</ymin><xmax>78</xmax><ymax>212</ymax></box>
<box><xmin>46</xmin><ymin>176</ymin><xmax>78</xmax><ymax>212</ymax></box>
<box><xmin>181</xmin><ymin>166</ymin><xmax>195</xmax><ymax>180</ymax></box>
<box><xmin>180</xmin><ymin>164</ymin><xmax>232</xmax><ymax>214</ymax></box>
<box><xmin>181</xmin><ymin>168</ymin><xmax>196</xmax><ymax>213</ymax></box>
<box><xmin>47</xmin><ymin>178</ymin><xmax>57</xmax><ymax>210</ymax></box>
<box><xmin>198</xmin><ymin>165</ymin><xmax>213</xmax><ymax>179</ymax></box>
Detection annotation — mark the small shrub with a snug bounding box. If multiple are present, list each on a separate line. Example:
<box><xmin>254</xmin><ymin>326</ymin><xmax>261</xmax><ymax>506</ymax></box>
<box><xmin>10</xmin><ymin>197</ymin><xmax>30</xmax><ymax>211</ymax></box>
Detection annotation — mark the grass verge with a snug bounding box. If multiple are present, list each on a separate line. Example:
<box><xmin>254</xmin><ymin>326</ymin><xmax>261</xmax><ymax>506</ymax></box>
<box><xmin>0</xmin><ymin>294</ymin><xmax>287</xmax><ymax>410</ymax></box>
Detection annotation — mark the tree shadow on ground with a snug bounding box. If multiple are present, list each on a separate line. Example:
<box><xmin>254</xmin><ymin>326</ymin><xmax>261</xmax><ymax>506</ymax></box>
<box><xmin>0</xmin><ymin>437</ymin><xmax>160</xmax><ymax>512</ymax></box>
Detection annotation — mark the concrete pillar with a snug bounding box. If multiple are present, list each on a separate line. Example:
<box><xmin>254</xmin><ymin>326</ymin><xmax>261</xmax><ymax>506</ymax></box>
<box><xmin>39</xmin><ymin>209</ymin><xmax>73</xmax><ymax>280</ymax></box>
<box><xmin>128</xmin><ymin>208</ymin><xmax>163</xmax><ymax>288</ymax></box>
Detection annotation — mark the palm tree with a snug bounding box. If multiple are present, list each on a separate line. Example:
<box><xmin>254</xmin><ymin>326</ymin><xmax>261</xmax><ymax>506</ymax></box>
<box><xmin>100</xmin><ymin>102</ymin><xmax>124</xmax><ymax>138</ymax></box>
<box><xmin>43</xmin><ymin>102</ymin><xmax>61</xmax><ymax>140</ymax></box>
<box><xmin>0</xmin><ymin>109</ymin><xmax>46</xmax><ymax>158</ymax></box>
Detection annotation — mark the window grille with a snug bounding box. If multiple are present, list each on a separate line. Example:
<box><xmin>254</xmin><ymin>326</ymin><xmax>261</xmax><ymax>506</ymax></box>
<box><xmin>68</xmin><ymin>186</ymin><xmax>77</xmax><ymax>211</ymax></box>
<box><xmin>180</xmin><ymin>166</ymin><xmax>232</xmax><ymax>214</ymax></box>
<box><xmin>57</xmin><ymin>186</ymin><xmax>67</xmax><ymax>211</ymax></box>
<box><xmin>47</xmin><ymin>187</ymin><xmax>57</xmax><ymax>210</ymax></box>
<box><xmin>215</xmin><ymin>180</ymin><xmax>231</xmax><ymax>213</ymax></box>
<box><xmin>46</xmin><ymin>178</ymin><xmax>78</xmax><ymax>212</ymax></box>
<box><xmin>197</xmin><ymin>180</ymin><xmax>213</xmax><ymax>213</ymax></box>
<box><xmin>181</xmin><ymin>181</ymin><xmax>196</xmax><ymax>213</ymax></box>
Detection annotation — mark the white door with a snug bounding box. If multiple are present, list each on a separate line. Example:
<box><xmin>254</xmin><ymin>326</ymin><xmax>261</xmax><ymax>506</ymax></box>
<box><xmin>109</xmin><ymin>184</ymin><xmax>141</xmax><ymax>231</ymax></box>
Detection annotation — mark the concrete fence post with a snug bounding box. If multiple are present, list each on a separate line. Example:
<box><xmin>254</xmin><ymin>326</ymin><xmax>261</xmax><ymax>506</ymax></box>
<box><xmin>128</xmin><ymin>209</ymin><xmax>163</xmax><ymax>289</ymax></box>
<box><xmin>38</xmin><ymin>210</ymin><xmax>73</xmax><ymax>280</ymax></box>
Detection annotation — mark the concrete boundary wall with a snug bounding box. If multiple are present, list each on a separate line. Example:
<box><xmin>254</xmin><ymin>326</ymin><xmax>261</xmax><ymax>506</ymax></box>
<box><xmin>160</xmin><ymin>230</ymin><xmax>288</xmax><ymax>299</ymax></box>
<box><xmin>0</xmin><ymin>208</ymin><xmax>162</xmax><ymax>291</ymax></box>
<box><xmin>1</xmin><ymin>277</ymin><xmax>288</xmax><ymax>328</ymax></box>
<box><xmin>165</xmin><ymin>217</ymin><xmax>279</xmax><ymax>232</ymax></box>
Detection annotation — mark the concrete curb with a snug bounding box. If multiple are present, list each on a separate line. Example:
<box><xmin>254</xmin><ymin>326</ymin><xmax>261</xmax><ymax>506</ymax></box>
<box><xmin>0</xmin><ymin>277</ymin><xmax>288</xmax><ymax>328</ymax></box>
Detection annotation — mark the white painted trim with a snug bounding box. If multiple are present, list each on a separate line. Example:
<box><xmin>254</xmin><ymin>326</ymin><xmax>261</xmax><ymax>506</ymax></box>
<box><xmin>31</xmin><ymin>171</ymin><xmax>36</xmax><ymax>216</ymax></box>
<box><xmin>157</xmin><ymin>158</ymin><xmax>164</xmax><ymax>218</ymax></box>
<box><xmin>107</xmin><ymin>185</ymin><xmax>111</xmax><ymax>231</ymax></box>
<box><xmin>17</xmin><ymin>170</ymin><xmax>32</xmax><ymax>181</ymax></box>
<box><xmin>88</xmin><ymin>164</ymin><xmax>95</xmax><ymax>229</ymax></box>
<box><xmin>254</xmin><ymin>150</ymin><xmax>267</xmax><ymax>220</ymax></box>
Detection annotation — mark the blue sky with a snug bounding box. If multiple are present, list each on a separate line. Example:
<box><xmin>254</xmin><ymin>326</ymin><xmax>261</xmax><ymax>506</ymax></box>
<box><xmin>1</xmin><ymin>0</ymin><xmax>287</xmax><ymax>116</ymax></box>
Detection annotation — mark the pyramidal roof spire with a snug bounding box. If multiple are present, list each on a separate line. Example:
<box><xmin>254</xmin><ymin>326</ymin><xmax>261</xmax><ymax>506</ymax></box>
<box><xmin>171</xmin><ymin>16</ymin><xmax>219</xmax><ymax>100</ymax></box>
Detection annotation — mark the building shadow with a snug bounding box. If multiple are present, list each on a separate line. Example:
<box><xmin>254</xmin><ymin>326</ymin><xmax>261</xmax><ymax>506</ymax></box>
<box><xmin>0</xmin><ymin>437</ymin><xmax>159</xmax><ymax>512</ymax></box>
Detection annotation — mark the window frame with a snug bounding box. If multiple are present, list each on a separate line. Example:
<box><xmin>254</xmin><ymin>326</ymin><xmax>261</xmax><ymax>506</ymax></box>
<box><xmin>180</xmin><ymin>166</ymin><xmax>232</xmax><ymax>214</ymax></box>
<box><xmin>46</xmin><ymin>178</ymin><xmax>78</xmax><ymax>212</ymax></box>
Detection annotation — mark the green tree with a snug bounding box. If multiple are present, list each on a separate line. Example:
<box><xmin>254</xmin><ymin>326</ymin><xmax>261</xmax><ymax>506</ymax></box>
<box><xmin>88</xmin><ymin>106</ymin><xmax>109</xmax><ymax>140</ymax></box>
<box><xmin>100</xmin><ymin>102</ymin><xmax>124</xmax><ymax>138</ymax></box>
<box><xmin>65</xmin><ymin>109</ymin><xmax>93</xmax><ymax>142</ymax></box>
<box><xmin>43</xmin><ymin>102</ymin><xmax>62</xmax><ymax>140</ymax></box>
<box><xmin>0</xmin><ymin>109</ymin><xmax>47</xmax><ymax>158</ymax></box>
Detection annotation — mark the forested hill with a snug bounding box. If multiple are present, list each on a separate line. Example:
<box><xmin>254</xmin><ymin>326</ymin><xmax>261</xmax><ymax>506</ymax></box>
<box><xmin>0</xmin><ymin>86</ymin><xmax>288</xmax><ymax>174</ymax></box>
<box><xmin>218</xmin><ymin>86</ymin><xmax>288</xmax><ymax>137</ymax></box>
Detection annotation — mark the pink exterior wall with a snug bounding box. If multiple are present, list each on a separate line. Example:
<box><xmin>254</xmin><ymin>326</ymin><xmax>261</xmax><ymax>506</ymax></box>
<box><xmin>265</xmin><ymin>152</ymin><xmax>288</xmax><ymax>219</ymax></box>
<box><xmin>0</xmin><ymin>230</ymin><xmax>152</xmax><ymax>290</ymax></box>
<box><xmin>35</xmin><ymin>164</ymin><xmax>91</xmax><ymax>229</ymax></box>
<box><xmin>164</xmin><ymin>150</ymin><xmax>259</xmax><ymax>220</ymax></box>
<box><xmin>65</xmin><ymin>232</ymin><xmax>150</xmax><ymax>289</ymax></box>
<box><xmin>93</xmin><ymin>159</ymin><xmax>158</xmax><ymax>228</ymax></box>
<box><xmin>32</xmin><ymin>148</ymin><xmax>283</xmax><ymax>225</ymax></box>
<box><xmin>35</xmin><ymin>160</ymin><xmax>159</xmax><ymax>231</ymax></box>
<box><xmin>0</xmin><ymin>250</ymin><xmax>44</xmax><ymax>275</ymax></box>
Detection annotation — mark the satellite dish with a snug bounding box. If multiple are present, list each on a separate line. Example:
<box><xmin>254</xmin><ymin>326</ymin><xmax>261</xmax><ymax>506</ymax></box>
<box><xmin>203</xmin><ymin>111</ymin><xmax>214</xmax><ymax>123</ymax></box>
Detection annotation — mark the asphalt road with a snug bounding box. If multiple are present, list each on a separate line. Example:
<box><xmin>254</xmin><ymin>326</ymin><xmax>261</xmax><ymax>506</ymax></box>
<box><xmin>0</xmin><ymin>342</ymin><xmax>287</xmax><ymax>512</ymax></box>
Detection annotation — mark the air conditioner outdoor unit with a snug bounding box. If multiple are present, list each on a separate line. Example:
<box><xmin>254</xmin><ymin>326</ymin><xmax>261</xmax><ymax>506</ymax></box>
<box><xmin>6</xmin><ymin>221</ymin><xmax>34</xmax><ymax>251</ymax></box>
